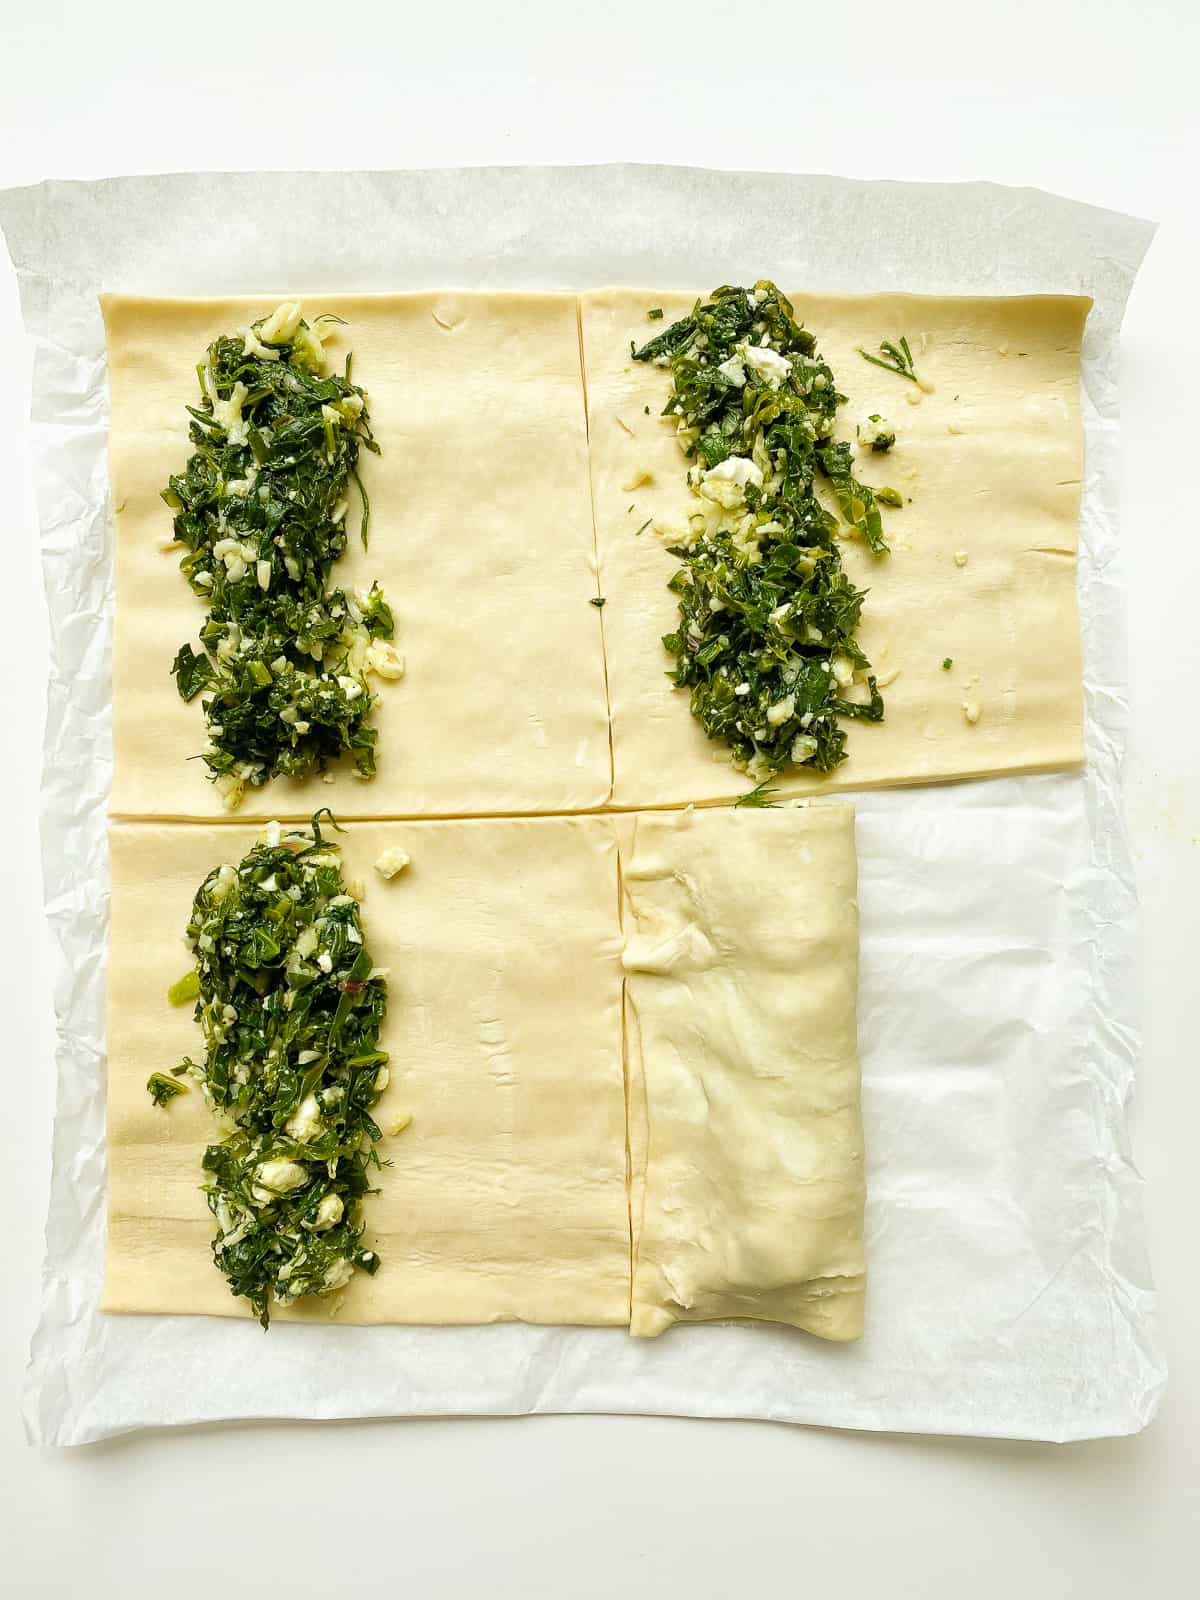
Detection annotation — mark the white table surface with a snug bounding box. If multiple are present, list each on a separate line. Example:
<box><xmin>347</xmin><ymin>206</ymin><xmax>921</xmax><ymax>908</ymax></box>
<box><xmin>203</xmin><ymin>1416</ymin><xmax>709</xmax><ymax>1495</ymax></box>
<box><xmin>1</xmin><ymin>2</ymin><xmax>1196</xmax><ymax>1593</ymax></box>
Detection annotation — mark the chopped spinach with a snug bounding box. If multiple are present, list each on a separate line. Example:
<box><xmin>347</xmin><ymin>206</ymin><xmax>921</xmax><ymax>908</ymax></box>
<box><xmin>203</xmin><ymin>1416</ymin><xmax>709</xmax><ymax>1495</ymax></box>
<box><xmin>156</xmin><ymin>812</ymin><xmax>393</xmax><ymax>1327</ymax></box>
<box><xmin>631</xmin><ymin>281</ymin><xmax>893</xmax><ymax>782</ymax></box>
<box><xmin>161</xmin><ymin>305</ymin><xmax>399</xmax><ymax>808</ymax></box>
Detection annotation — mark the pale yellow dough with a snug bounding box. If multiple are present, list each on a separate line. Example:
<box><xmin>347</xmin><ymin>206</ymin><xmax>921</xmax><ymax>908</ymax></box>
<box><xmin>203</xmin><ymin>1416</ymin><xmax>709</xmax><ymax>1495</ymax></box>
<box><xmin>621</xmin><ymin>803</ymin><xmax>865</xmax><ymax>1340</ymax></box>
<box><xmin>104</xmin><ymin>817</ymin><xmax>630</xmax><ymax>1325</ymax></box>
<box><xmin>580</xmin><ymin>289</ymin><xmax>1090</xmax><ymax>808</ymax></box>
<box><xmin>103</xmin><ymin>293</ymin><xmax>611</xmax><ymax>820</ymax></box>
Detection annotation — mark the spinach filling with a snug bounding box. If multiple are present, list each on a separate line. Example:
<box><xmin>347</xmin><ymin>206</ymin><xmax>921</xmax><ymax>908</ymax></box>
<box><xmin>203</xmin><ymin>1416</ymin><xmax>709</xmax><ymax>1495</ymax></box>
<box><xmin>632</xmin><ymin>282</ymin><xmax>900</xmax><ymax>782</ymax></box>
<box><xmin>162</xmin><ymin>304</ymin><xmax>401</xmax><ymax>808</ymax></box>
<box><xmin>151</xmin><ymin>813</ymin><xmax>391</xmax><ymax>1327</ymax></box>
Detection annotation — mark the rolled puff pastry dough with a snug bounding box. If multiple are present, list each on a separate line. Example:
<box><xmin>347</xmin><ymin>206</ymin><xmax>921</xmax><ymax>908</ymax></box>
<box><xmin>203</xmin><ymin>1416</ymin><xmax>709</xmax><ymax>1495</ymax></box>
<box><xmin>104</xmin><ymin>816</ymin><xmax>631</xmax><ymax>1325</ymax></box>
<box><xmin>103</xmin><ymin>292</ymin><xmax>611</xmax><ymax>820</ymax></box>
<box><xmin>621</xmin><ymin>802</ymin><xmax>866</xmax><ymax>1340</ymax></box>
<box><xmin>580</xmin><ymin>289</ymin><xmax>1091</xmax><ymax>809</ymax></box>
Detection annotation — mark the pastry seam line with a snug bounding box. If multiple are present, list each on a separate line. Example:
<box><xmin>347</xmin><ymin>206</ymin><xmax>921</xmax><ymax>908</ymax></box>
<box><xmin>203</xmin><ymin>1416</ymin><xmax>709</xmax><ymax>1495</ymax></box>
<box><xmin>620</xmin><ymin>819</ymin><xmax>640</xmax><ymax>1318</ymax></box>
<box><xmin>106</xmin><ymin>749</ymin><xmax>1086</xmax><ymax>829</ymax></box>
<box><xmin>575</xmin><ymin>294</ymin><xmax>617</xmax><ymax>808</ymax></box>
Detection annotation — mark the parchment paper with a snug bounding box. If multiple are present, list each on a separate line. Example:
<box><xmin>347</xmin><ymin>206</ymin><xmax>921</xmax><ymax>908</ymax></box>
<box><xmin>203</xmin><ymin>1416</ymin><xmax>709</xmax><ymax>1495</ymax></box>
<box><xmin>0</xmin><ymin>166</ymin><xmax>1162</xmax><ymax>1445</ymax></box>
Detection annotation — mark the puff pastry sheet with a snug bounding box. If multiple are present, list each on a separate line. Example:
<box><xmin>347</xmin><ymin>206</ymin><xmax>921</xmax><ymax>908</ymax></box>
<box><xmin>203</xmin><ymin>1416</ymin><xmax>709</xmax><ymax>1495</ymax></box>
<box><xmin>104</xmin><ymin>817</ymin><xmax>631</xmax><ymax>1325</ymax></box>
<box><xmin>101</xmin><ymin>286</ymin><xmax>1083</xmax><ymax>1338</ymax></box>
<box><xmin>621</xmin><ymin>803</ymin><xmax>865</xmax><ymax>1340</ymax></box>
<box><xmin>106</xmin><ymin>288</ymin><xmax>1089</xmax><ymax>822</ymax></box>
<box><xmin>581</xmin><ymin>289</ymin><xmax>1090</xmax><ymax>809</ymax></box>
<box><xmin>103</xmin><ymin>293</ymin><xmax>612</xmax><ymax>820</ymax></box>
<box><xmin>105</xmin><ymin>803</ymin><xmax>864</xmax><ymax>1334</ymax></box>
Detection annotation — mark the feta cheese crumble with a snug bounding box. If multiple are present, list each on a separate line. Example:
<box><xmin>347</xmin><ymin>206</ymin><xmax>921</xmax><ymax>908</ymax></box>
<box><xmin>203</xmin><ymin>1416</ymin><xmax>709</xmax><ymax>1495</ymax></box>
<box><xmin>259</xmin><ymin>302</ymin><xmax>304</xmax><ymax>344</ymax></box>
<box><xmin>740</xmin><ymin>342</ymin><xmax>793</xmax><ymax>387</ymax></box>
<box><xmin>698</xmin><ymin>459</ymin><xmax>762</xmax><ymax>512</ymax></box>
<box><xmin>374</xmin><ymin>847</ymin><xmax>411</xmax><ymax>880</ymax></box>
<box><xmin>252</xmin><ymin>1159</ymin><xmax>310</xmax><ymax>1203</ymax></box>
<box><xmin>285</xmin><ymin>1095</ymin><xmax>324</xmax><ymax>1144</ymax></box>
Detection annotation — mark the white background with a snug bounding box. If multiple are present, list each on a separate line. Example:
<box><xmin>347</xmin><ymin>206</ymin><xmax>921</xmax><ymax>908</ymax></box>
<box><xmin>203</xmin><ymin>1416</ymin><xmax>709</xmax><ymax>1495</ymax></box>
<box><xmin>0</xmin><ymin>1</ymin><xmax>1196</xmax><ymax>1594</ymax></box>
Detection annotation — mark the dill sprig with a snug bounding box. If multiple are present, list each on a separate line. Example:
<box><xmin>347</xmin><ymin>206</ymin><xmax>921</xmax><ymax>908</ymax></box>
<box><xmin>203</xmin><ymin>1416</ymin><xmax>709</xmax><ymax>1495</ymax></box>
<box><xmin>733</xmin><ymin>783</ymin><xmax>781</xmax><ymax>808</ymax></box>
<box><xmin>858</xmin><ymin>335</ymin><xmax>921</xmax><ymax>385</ymax></box>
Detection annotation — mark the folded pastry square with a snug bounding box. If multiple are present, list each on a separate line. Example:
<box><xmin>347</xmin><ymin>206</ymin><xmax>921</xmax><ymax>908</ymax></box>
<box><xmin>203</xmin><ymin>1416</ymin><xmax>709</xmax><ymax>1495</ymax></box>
<box><xmin>104</xmin><ymin>816</ymin><xmax>630</xmax><ymax>1325</ymax></box>
<box><xmin>581</xmin><ymin>288</ymin><xmax>1090</xmax><ymax>808</ymax></box>
<box><xmin>621</xmin><ymin>802</ymin><xmax>865</xmax><ymax>1340</ymax></box>
<box><xmin>104</xmin><ymin>292</ymin><xmax>611</xmax><ymax>819</ymax></box>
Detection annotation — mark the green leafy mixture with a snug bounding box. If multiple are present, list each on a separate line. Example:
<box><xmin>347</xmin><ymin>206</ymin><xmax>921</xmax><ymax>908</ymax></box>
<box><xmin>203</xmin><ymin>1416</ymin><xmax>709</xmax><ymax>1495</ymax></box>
<box><xmin>162</xmin><ymin>302</ymin><xmax>404</xmax><ymax>809</ymax></box>
<box><xmin>149</xmin><ymin>813</ymin><xmax>392</xmax><ymax>1327</ymax></box>
<box><xmin>632</xmin><ymin>281</ymin><xmax>902</xmax><ymax>782</ymax></box>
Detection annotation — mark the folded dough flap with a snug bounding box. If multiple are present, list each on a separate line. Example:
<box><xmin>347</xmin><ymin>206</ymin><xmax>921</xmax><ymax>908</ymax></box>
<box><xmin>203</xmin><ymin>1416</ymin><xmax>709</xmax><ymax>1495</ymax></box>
<box><xmin>104</xmin><ymin>816</ymin><xmax>630</xmax><ymax>1326</ymax></box>
<box><xmin>621</xmin><ymin>801</ymin><xmax>866</xmax><ymax>1341</ymax></box>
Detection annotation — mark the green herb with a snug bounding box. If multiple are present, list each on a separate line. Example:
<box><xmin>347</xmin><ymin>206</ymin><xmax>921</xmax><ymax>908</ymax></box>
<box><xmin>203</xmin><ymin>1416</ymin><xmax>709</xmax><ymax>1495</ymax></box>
<box><xmin>942</xmin><ymin>657</ymin><xmax>953</xmax><ymax>670</ymax></box>
<box><xmin>734</xmin><ymin>783</ymin><xmax>781</xmax><ymax>808</ymax></box>
<box><xmin>162</xmin><ymin>305</ymin><xmax>397</xmax><ymax>809</ymax></box>
<box><xmin>815</xmin><ymin>441</ymin><xmax>890</xmax><ymax>555</ymax></box>
<box><xmin>647</xmin><ymin>308</ymin><xmax>664</xmax><ymax>320</ymax></box>
<box><xmin>630</xmin><ymin>280</ymin><xmax>892</xmax><ymax>782</ymax></box>
<box><xmin>147</xmin><ymin>1072</ymin><xmax>188</xmax><ymax>1108</ymax></box>
<box><xmin>590</xmin><ymin>596</ymin><xmax>607</xmax><ymax>608</ymax></box>
<box><xmin>168</xmin><ymin>968</ymin><xmax>201</xmax><ymax>1006</ymax></box>
<box><xmin>858</xmin><ymin>335</ymin><xmax>921</xmax><ymax>386</ymax></box>
<box><xmin>172</xmin><ymin>643</ymin><xmax>212</xmax><ymax>702</ymax></box>
<box><xmin>155</xmin><ymin>812</ymin><xmax>390</xmax><ymax>1327</ymax></box>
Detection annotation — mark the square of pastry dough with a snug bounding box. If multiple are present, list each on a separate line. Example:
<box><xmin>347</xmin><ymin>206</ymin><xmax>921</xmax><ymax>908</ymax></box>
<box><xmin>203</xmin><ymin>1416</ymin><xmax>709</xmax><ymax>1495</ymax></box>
<box><xmin>620</xmin><ymin>802</ymin><xmax>865</xmax><ymax>1340</ymax></box>
<box><xmin>103</xmin><ymin>292</ymin><xmax>611</xmax><ymax>819</ymax></box>
<box><xmin>104</xmin><ymin>815</ymin><xmax>630</xmax><ymax>1325</ymax></box>
<box><xmin>581</xmin><ymin>289</ymin><xmax>1091</xmax><ymax>809</ymax></box>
